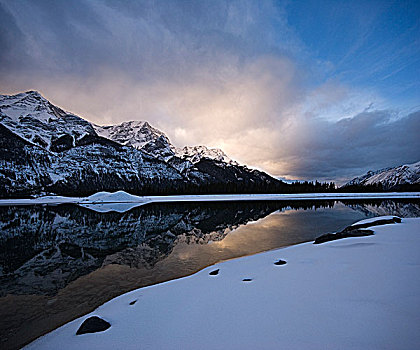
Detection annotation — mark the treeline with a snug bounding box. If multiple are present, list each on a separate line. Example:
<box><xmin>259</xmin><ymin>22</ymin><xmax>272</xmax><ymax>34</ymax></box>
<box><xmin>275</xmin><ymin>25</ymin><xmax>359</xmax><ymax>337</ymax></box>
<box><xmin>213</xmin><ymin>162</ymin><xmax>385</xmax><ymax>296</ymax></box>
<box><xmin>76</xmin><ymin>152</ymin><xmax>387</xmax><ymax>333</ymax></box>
<box><xmin>43</xmin><ymin>175</ymin><xmax>338</xmax><ymax>197</ymax></box>
<box><xmin>337</xmin><ymin>182</ymin><xmax>420</xmax><ymax>192</ymax></box>
<box><xmin>46</xmin><ymin>176</ymin><xmax>417</xmax><ymax>198</ymax></box>
<box><xmin>3</xmin><ymin>168</ymin><xmax>419</xmax><ymax>198</ymax></box>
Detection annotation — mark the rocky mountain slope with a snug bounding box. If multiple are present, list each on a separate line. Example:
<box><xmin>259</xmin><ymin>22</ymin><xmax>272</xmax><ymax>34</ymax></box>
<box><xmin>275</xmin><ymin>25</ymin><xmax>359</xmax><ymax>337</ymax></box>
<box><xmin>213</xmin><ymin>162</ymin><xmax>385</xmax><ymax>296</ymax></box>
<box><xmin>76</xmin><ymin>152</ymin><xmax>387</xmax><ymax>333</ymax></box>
<box><xmin>0</xmin><ymin>91</ymin><xmax>283</xmax><ymax>197</ymax></box>
<box><xmin>94</xmin><ymin>121</ymin><xmax>239</xmax><ymax>166</ymax></box>
<box><xmin>93</xmin><ymin>121</ymin><xmax>165</xmax><ymax>150</ymax></box>
<box><xmin>344</xmin><ymin>161</ymin><xmax>420</xmax><ymax>190</ymax></box>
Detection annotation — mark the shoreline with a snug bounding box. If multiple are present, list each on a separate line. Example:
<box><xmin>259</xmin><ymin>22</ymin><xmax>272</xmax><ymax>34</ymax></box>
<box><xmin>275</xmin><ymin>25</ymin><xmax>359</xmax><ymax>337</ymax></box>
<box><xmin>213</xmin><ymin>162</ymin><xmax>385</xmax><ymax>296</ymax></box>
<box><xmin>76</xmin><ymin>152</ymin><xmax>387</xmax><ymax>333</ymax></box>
<box><xmin>1</xmin><ymin>191</ymin><xmax>419</xmax><ymax>207</ymax></box>
<box><xmin>25</xmin><ymin>216</ymin><xmax>420</xmax><ymax>349</ymax></box>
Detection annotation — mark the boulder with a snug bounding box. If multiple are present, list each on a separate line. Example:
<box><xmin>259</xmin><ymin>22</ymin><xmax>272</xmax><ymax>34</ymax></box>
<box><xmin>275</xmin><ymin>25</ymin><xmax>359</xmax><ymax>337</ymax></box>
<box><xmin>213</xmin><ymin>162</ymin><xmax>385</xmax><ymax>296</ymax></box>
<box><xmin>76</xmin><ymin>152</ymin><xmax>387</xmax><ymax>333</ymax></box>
<box><xmin>76</xmin><ymin>316</ymin><xmax>111</xmax><ymax>335</ymax></box>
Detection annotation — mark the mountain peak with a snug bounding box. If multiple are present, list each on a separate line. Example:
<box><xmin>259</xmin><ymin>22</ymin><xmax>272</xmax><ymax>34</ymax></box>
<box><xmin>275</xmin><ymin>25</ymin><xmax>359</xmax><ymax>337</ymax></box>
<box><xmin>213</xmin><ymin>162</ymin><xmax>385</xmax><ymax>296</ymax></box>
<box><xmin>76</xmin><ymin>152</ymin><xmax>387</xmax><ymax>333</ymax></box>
<box><xmin>24</xmin><ymin>90</ymin><xmax>43</xmax><ymax>97</ymax></box>
<box><xmin>175</xmin><ymin>145</ymin><xmax>238</xmax><ymax>165</ymax></box>
<box><xmin>0</xmin><ymin>91</ymin><xmax>96</xmax><ymax>151</ymax></box>
<box><xmin>93</xmin><ymin>120</ymin><xmax>166</xmax><ymax>149</ymax></box>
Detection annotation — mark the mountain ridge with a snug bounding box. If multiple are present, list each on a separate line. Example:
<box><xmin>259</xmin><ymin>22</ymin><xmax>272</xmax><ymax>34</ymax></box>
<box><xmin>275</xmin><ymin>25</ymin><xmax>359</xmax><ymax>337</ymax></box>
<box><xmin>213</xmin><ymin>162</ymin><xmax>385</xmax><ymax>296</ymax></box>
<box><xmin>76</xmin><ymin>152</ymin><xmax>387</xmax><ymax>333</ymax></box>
<box><xmin>94</xmin><ymin>120</ymin><xmax>239</xmax><ymax>166</ymax></box>
<box><xmin>343</xmin><ymin>161</ymin><xmax>420</xmax><ymax>190</ymax></box>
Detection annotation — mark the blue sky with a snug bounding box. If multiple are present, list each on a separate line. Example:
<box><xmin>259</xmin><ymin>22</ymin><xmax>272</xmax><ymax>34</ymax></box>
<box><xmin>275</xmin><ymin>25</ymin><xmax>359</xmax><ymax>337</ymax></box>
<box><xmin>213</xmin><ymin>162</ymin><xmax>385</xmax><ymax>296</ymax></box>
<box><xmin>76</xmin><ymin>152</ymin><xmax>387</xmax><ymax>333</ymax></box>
<box><xmin>286</xmin><ymin>0</ymin><xmax>420</xmax><ymax>109</ymax></box>
<box><xmin>0</xmin><ymin>0</ymin><xmax>419</xmax><ymax>181</ymax></box>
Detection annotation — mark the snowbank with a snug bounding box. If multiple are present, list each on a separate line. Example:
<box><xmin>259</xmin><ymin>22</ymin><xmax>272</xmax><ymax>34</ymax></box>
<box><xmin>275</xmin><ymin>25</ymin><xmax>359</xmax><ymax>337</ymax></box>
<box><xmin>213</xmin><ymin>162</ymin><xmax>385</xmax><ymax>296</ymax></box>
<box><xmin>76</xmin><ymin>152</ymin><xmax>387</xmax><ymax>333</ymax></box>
<box><xmin>26</xmin><ymin>217</ymin><xmax>420</xmax><ymax>349</ymax></box>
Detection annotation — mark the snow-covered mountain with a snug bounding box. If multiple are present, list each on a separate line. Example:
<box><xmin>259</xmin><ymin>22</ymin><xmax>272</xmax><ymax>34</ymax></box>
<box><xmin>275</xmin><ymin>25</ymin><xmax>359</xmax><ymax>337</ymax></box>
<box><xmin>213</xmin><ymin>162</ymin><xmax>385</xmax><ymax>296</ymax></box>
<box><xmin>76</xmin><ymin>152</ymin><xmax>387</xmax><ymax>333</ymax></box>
<box><xmin>94</xmin><ymin>120</ymin><xmax>239</xmax><ymax>166</ymax></box>
<box><xmin>93</xmin><ymin>121</ymin><xmax>165</xmax><ymax>149</ymax></box>
<box><xmin>0</xmin><ymin>91</ymin><xmax>282</xmax><ymax>197</ymax></box>
<box><xmin>344</xmin><ymin>161</ymin><xmax>420</xmax><ymax>190</ymax></box>
<box><xmin>0</xmin><ymin>91</ymin><xmax>96</xmax><ymax>151</ymax></box>
<box><xmin>175</xmin><ymin>145</ymin><xmax>239</xmax><ymax>166</ymax></box>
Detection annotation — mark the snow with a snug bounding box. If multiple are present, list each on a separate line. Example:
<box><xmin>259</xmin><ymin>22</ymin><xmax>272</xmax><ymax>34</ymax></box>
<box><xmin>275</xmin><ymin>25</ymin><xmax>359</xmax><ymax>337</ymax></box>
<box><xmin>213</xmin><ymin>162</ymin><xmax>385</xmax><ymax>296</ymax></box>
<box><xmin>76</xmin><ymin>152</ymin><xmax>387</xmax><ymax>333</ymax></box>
<box><xmin>0</xmin><ymin>195</ymin><xmax>80</xmax><ymax>206</ymax></box>
<box><xmin>138</xmin><ymin>192</ymin><xmax>420</xmax><ymax>204</ymax></box>
<box><xmin>85</xmin><ymin>190</ymin><xmax>141</xmax><ymax>203</ymax></box>
<box><xmin>25</xmin><ymin>217</ymin><xmax>420</xmax><ymax>349</ymax></box>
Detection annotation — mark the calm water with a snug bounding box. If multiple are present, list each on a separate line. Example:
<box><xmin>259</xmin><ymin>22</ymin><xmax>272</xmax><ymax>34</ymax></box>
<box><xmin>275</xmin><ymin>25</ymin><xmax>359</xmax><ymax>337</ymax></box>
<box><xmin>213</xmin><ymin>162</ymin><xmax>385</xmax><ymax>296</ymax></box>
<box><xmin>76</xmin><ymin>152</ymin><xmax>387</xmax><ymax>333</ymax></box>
<box><xmin>0</xmin><ymin>199</ymin><xmax>419</xmax><ymax>349</ymax></box>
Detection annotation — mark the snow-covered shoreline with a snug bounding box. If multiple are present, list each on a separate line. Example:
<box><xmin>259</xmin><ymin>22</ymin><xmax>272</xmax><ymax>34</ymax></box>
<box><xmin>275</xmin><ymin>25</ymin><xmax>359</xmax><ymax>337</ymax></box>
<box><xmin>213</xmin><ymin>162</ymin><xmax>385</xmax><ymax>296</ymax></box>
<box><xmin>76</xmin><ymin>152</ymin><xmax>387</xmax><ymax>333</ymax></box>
<box><xmin>1</xmin><ymin>191</ymin><xmax>419</xmax><ymax>208</ymax></box>
<box><xmin>26</xmin><ymin>216</ymin><xmax>420</xmax><ymax>349</ymax></box>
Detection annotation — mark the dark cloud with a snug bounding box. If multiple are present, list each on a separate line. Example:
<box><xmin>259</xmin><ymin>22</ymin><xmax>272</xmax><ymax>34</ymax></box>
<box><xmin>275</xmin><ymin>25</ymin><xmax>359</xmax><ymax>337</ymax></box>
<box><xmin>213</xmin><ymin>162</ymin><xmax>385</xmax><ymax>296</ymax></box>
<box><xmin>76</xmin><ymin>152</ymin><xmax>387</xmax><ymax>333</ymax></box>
<box><xmin>0</xmin><ymin>3</ymin><xmax>27</xmax><ymax>71</ymax></box>
<box><xmin>275</xmin><ymin>110</ymin><xmax>420</xmax><ymax>181</ymax></box>
<box><xmin>0</xmin><ymin>0</ymin><xmax>296</xmax><ymax>79</ymax></box>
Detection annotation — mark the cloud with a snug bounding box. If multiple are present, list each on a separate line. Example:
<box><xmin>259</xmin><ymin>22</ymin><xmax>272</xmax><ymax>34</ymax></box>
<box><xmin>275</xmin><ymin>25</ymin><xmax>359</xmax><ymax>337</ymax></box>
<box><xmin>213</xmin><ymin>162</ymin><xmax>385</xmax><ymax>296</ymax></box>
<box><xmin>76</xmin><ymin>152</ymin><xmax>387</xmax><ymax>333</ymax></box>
<box><xmin>269</xmin><ymin>109</ymin><xmax>420</xmax><ymax>182</ymax></box>
<box><xmin>0</xmin><ymin>0</ymin><xmax>419</xmax><ymax>182</ymax></box>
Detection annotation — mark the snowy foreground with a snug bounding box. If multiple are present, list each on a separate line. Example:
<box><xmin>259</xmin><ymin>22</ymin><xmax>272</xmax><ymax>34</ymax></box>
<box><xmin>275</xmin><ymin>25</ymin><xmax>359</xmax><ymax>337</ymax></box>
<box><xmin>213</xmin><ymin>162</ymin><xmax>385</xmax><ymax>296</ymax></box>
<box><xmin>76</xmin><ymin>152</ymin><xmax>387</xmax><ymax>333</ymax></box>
<box><xmin>26</xmin><ymin>217</ymin><xmax>420</xmax><ymax>350</ymax></box>
<box><xmin>1</xmin><ymin>191</ymin><xmax>420</xmax><ymax>213</ymax></box>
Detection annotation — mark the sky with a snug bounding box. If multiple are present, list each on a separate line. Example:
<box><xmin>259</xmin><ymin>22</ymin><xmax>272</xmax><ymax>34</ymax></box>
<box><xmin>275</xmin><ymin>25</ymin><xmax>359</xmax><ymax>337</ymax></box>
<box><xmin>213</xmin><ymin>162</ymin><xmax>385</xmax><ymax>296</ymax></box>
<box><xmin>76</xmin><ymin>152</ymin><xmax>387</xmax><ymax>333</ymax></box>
<box><xmin>0</xmin><ymin>0</ymin><xmax>419</xmax><ymax>182</ymax></box>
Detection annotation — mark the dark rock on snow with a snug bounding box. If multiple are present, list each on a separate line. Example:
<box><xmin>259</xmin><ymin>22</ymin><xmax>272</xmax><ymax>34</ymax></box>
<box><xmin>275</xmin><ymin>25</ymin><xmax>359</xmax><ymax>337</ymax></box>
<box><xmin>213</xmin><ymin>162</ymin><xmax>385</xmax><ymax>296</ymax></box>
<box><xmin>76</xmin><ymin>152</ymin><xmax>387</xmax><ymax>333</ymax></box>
<box><xmin>274</xmin><ymin>259</ymin><xmax>287</xmax><ymax>266</ymax></box>
<box><xmin>314</xmin><ymin>217</ymin><xmax>401</xmax><ymax>244</ymax></box>
<box><xmin>242</xmin><ymin>278</ymin><xmax>253</xmax><ymax>282</ymax></box>
<box><xmin>349</xmin><ymin>216</ymin><xmax>401</xmax><ymax>230</ymax></box>
<box><xmin>209</xmin><ymin>269</ymin><xmax>219</xmax><ymax>276</ymax></box>
<box><xmin>314</xmin><ymin>216</ymin><xmax>401</xmax><ymax>244</ymax></box>
<box><xmin>129</xmin><ymin>300</ymin><xmax>137</xmax><ymax>305</ymax></box>
<box><xmin>314</xmin><ymin>229</ymin><xmax>374</xmax><ymax>244</ymax></box>
<box><xmin>76</xmin><ymin>316</ymin><xmax>111</xmax><ymax>335</ymax></box>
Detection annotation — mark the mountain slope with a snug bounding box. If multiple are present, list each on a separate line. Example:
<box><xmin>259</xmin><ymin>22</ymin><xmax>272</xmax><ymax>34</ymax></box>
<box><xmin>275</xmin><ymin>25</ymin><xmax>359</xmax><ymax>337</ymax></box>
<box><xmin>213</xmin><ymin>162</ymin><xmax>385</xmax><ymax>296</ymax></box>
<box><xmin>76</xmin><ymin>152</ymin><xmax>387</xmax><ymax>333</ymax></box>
<box><xmin>344</xmin><ymin>161</ymin><xmax>420</xmax><ymax>190</ymax></box>
<box><xmin>175</xmin><ymin>145</ymin><xmax>238</xmax><ymax>166</ymax></box>
<box><xmin>0</xmin><ymin>91</ymin><xmax>96</xmax><ymax>151</ymax></box>
<box><xmin>93</xmin><ymin>121</ymin><xmax>165</xmax><ymax>149</ymax></box>
<box><xmin>0</xmin><ymin>91</ymin><xmax>284</xmax><ymax>197</ymax></box>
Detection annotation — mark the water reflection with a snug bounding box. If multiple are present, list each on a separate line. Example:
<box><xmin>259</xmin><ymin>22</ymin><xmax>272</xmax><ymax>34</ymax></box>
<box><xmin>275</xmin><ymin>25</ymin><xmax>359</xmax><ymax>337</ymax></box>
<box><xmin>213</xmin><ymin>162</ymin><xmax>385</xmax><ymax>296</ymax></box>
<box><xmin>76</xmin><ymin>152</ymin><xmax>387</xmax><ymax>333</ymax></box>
<box><xmin>0</xmin><ymin>201</ymin><xmax>338</xmax><ymax>296</ymax></box>
<box><xmin>0</xmin><ymin>199</ymin><xmax>419</xmax><ymax>349</ymax></box>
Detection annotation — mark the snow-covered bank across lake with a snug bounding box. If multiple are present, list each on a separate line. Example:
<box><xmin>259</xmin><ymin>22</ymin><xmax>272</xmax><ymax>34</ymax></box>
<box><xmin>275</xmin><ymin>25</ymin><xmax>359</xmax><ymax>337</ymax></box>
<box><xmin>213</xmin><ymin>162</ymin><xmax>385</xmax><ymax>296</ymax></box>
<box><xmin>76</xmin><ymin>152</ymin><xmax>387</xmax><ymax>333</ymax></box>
<box><xmin>1</xmin><ymin>191</ymin><xmax>420</xmax><ymax>213</ymax></box>
<box><xmin>26</xmin><ymin>217</ymin><xmax>420</xmax><ymax>350</ymax></box>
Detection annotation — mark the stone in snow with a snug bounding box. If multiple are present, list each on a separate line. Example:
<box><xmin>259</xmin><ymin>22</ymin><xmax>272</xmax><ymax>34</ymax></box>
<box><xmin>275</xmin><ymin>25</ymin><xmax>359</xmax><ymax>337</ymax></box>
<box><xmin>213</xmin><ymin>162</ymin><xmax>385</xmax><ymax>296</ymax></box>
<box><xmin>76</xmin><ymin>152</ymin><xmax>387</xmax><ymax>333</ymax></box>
<box><xmin>76</xmin><ymin>316</ymin><xmax>111</xmax><ymax>335</ymax></box>
<box><xmin>274</xmin><ymin>259</ymin><xmax>287</xmax><ymax>265</ymax></box>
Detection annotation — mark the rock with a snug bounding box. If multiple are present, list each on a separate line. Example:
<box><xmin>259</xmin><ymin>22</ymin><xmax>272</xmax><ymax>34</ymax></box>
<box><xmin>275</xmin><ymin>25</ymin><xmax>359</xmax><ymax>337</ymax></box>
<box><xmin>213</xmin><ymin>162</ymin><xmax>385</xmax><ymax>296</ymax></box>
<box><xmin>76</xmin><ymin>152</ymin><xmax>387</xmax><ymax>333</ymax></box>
<box><xmin>314</xmin><ymin>217</ymin><xmax>402</xmax><ymax>244</ymax></box>
<box><xmin>242</xmin><ymin>278</ymin><xmax>253</xmax><ymax>282</ymax></box>
<box><xmin>313</xmin><ymin>217</ymin><xmax>402</xmax><ymax>244</ymax></box>
<box><xmin>314</xmin><ymin>229</ymin><xmax>374</xmax><ymax>244</ymax></box>
<box><xmin>50</xmin><ymin>134</ymin><xmax>74</xmax><ymax>152</ymax></box>
<box><xmin>348</xmin><ymin>217</ymin><xmax>401</xmax><ymax>231</ymax></box>
<box><xmin>209</xmin><ymin>269</ymin><xmax>219</xmax><ymax>276</ymax></box>
<box><xmin>129</xmin><ymin>300</ymin><xmax>137</xmax><ymax>305</ymax></box>
<box><xmin>274</xmin><ymin>259</ymin><xmax>287</xmax><ymax>266</ymax></box>
<box><xmin>76</xmin><ymin>316</ymin><xmax>111</xmax><ymax>335</ymax></box>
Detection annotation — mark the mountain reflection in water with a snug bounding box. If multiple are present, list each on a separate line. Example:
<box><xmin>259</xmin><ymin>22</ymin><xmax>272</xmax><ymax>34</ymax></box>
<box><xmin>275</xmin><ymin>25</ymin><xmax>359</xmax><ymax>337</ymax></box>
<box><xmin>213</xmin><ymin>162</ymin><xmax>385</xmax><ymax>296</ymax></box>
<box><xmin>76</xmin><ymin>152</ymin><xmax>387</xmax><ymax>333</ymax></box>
<box><xmin>0</xmin><ymin>199</ymin><xmax>419</xmax><ymax>350</ymax></box>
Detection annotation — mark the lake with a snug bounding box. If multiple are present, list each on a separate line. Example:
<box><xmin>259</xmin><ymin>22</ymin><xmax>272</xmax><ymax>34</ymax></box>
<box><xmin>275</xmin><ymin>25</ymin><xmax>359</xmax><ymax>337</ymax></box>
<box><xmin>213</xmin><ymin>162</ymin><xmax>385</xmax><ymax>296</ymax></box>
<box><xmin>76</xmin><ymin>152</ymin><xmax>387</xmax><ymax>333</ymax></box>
<box><xmin>1</xmin><ymin>198</ymin><xmax>419</xmax><ymax>349</ymax></box>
